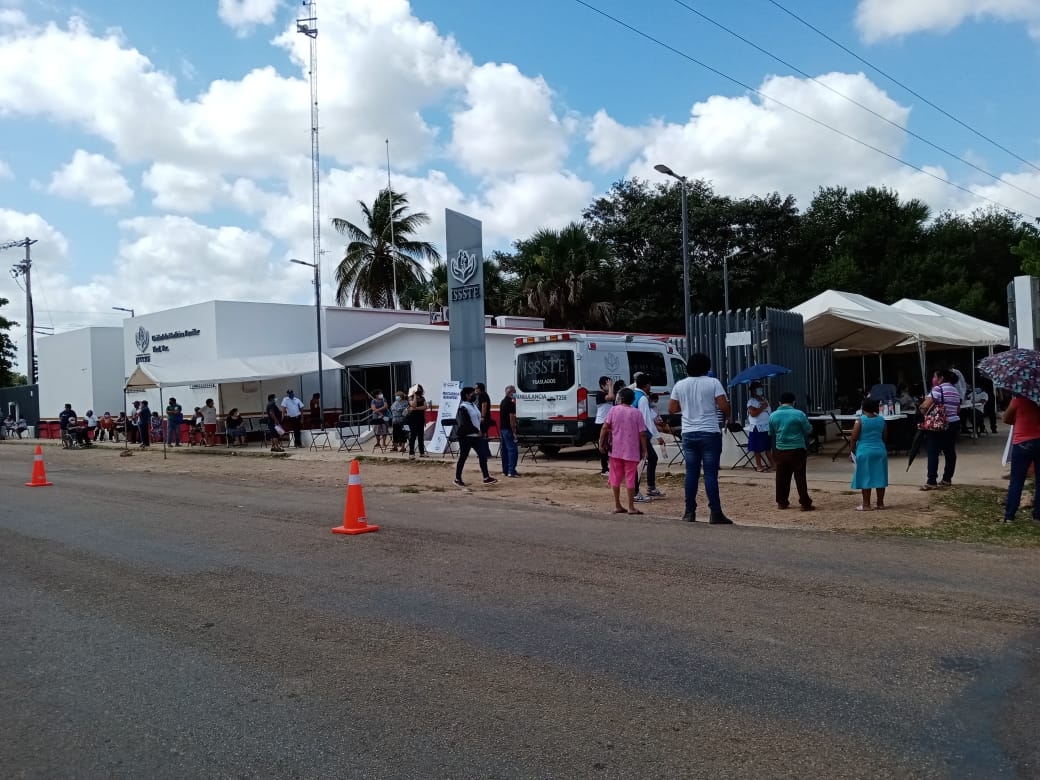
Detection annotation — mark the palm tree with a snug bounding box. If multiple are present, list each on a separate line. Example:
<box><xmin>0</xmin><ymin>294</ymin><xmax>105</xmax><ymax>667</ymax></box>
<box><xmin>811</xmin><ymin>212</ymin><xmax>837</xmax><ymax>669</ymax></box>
<box><xmin>500</xmin><ymin>223</ymin><xmax>615</xmax><ymax>328</ymax></box>
<box><xmin>330</xmin><ymin>188</ymin><xmax>441</xmax><ymax>308</ymax></box>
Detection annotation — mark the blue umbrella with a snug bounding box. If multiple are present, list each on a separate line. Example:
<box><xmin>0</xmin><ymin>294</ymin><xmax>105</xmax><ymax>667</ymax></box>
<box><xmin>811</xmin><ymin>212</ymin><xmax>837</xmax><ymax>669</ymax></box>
<box><xmin>727</xmin><ymin>363</ymin><xmax>792</xmax><ymax>387</ymax></box>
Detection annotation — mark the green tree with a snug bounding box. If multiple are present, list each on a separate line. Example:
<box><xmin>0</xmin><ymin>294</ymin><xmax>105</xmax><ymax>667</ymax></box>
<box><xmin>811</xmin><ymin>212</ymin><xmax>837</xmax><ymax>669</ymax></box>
<box><xmin>330</xmin><ymin>188</ymin><xmax>440</xmax><ymax>308</ymax></box>
<box><xmin>0</xmin><ymin>297</ymin><xmax>19</xmax><ymax>387</ymax></box>
<box><xmin>499</xmin><ymin>223</ymin><xmax>615</xmax><ymax>328</ymax></box>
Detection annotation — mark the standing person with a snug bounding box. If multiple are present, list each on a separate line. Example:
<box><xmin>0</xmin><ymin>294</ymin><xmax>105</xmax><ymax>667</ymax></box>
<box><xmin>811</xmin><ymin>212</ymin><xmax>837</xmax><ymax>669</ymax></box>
<box><xmin>919</xmin><ymin>369</ymin><xmax>962</xmax><ymax>490</ymax></box>
<box><xmin>599</xmin><ymin>387</ymin><xmax>648</xmax><ymax>514</ymax></box>
<box><xmin>127</xmin><ymin>401</ymin><xmax>141</xmax><ymax>444</ymax></box>
<box><xmin>746</xmin><ymin>382</ymin><xmax>773</xmax><ymax>472</ymax></box>
<box><xmin>406</xmin><ymin>384</ymin><xmax>428</xmax><ymax>459</ymax></box>
<box><xmin>593</xmin><ymin>375</ymin><xmax>615</xmax><ymax>477</ymax></box>
<box><xmin>668</xmin><ymin>353</ymin><xmax>733</xmax><ymax>525</ymax></box>
<box><xmin>499</xmin><ymin>385</ymin><xmax>520</xmax><ymax>478</ymax></box>
<box><xmin>389</xmin><ymin>390</ymin><xmax>409</xmax><ymax>452</ymax></box>
<box><xmin>632</xmin><ymin>373</ymin><xmax>666</xmax><ymax>501</ymax></box>
<box><xmin>85</xmin><ymin>410</ymin><xmax>99</xmax><ymax>441</ymax></box>
<box><xmin>280</xmin><ymin>389</ymin><xmax>305</xmax><ymax>448</ymax></box>
<box><xmin>1001</xmin><ymin>395</ymin><xmax>1040</xmax><ymax>523</ymax></box>
<box><xmin>200</xmin><ymin>398</ymin><xmax>218</xmax><ymax>447</ymax></box>
<box><xmin>137</xmin><ymin>401</ymin><xmax>151</xmax><ymax>447</ymax></box>
<box><xmin>309</xmin><ymin>392</ymin><xmax>322</xmax><ymax>429</ymax></box>
<box><xmin>165</xmin><ymin>397</ymin><xmax>182</xmax><ymax>447</ymax></box>
<box><xmin>452</xmin><ymin>387</ymin><xmax>497</xmax><ymax>487</ymax></box>
<box><xmin>850</xmin><ymin>398</ymin><xmax>888</xmax><ymax>510</ymax></box>
<box><xmin>768</xmin><ymin>392</ymin><xmax>815</xmax><ymax>511</ymax></box>
<box><xmin>473</xmin><ymin>382</ymin><xmax>493</xmax><ymax>437</ymax></box>
<box><xmin>369</xmin><ymin>390</ymin><xmax>390</xmax><ymax>449</ymax></box>
<box><xmin>265</xmin><ymin>393</ymin><xmax>285</xmax><ymax>453</ymax></box>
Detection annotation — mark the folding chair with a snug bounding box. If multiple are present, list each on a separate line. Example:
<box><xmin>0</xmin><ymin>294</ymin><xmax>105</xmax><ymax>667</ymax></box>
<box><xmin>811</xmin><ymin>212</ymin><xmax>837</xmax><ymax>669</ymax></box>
<box><xmin>517</xmin><ymin>436</ymin><xmax>539</xmax><ymax>464</ymax></box>
<box><xmin>336</xmin><ymin>414</ymin><xmax>364</xmax><ymax>453</ymax></box>
<box><xmin>726</xmin><ymin>422</ymin><xmax>755</xmax><ymax>469</ymax></box>
<box><xmin>440</xmin><ymin>418</ymin><xmax>458</xmax><ymax>459</ymax></box>
<box><xmin>668</xmin><ymin>428</ymin><xmax>686</xmax><ymax>466</ymax></box>
<box><xmin>308</xmin><ymin>427</ymin><xmax>331</xmax><ymax>451</ymax></box>
<box><xmin>829</xmin><ymin>412</ymin><xmax>853</xmax><ymax>461</ymax></box>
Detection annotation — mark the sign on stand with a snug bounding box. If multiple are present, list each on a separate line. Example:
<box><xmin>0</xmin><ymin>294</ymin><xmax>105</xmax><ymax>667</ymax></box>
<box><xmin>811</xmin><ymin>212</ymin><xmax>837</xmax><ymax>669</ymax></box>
<box><xmin>427</xmin><ymin>381</ymin><xmax>462</xmax><ymax>454</ymax></box>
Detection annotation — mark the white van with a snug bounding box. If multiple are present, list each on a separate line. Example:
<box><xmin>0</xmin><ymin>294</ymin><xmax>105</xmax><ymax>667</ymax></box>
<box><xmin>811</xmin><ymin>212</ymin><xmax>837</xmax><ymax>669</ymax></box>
<box><xmin>513</xmin><ymin>333</ymin><xmax>687</xmax><ymax>454</ymax></box>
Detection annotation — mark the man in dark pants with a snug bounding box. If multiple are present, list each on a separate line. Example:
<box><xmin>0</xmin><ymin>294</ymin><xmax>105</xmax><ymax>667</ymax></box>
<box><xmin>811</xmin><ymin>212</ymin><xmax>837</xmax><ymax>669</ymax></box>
<box><xmin>453</xmin><ymin>387</ymin><xmax>497</xmax><ymax>487</ymax></box>
<box><xmin>137</xmin><ymin>400</ymin><xmax>151</xmax><ymax>448</ymax></box>
<box><xmin>266</xmin><ymin>393</ymin><xmax>285</xmax><ymax>453</ymax></box>
<box><xmin>768</xmin><ymin>392</ymin><xmax>815</xmax><ymax>511</ymax></box>
<box><xmin>473</xmin><ymin>382</ymin><xmax>493</xmax><ymax>436</ymax></box>
<box><xmin>632</xmin><ymin>373</ymin><xmax>665</xmax><ymax>502</ymax></box>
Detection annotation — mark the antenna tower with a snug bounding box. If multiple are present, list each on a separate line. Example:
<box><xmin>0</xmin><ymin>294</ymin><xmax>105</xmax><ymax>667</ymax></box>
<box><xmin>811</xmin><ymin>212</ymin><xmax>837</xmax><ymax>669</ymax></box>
<box><xmin>2</xmin><ymin>236</ymin><xmax>39</xmax><ymax>383</ymax></box>
<box><xmin>297</xmin><ymin>0</ymin><xmax>321</xmax><ymax>291</ymax></box>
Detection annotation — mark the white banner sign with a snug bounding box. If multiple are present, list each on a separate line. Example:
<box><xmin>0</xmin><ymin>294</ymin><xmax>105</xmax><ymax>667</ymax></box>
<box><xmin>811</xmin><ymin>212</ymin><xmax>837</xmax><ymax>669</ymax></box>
<box><xmin>724</xmin><ymin>330</ymin><xmax>752</xmax><ymax>347</ymax></box>
<box><xmin>427</xmin><ymin>381</ymin><xmax>462</xmax><ymax>454</ymax></box>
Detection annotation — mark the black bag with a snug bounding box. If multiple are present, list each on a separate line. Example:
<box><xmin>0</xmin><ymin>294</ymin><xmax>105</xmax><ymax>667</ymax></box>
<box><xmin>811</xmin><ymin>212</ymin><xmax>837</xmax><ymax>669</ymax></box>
<box><xmin>455</xmin><ymin>410</ymin><xmax>478</xmax><ymax>438</ymax></box>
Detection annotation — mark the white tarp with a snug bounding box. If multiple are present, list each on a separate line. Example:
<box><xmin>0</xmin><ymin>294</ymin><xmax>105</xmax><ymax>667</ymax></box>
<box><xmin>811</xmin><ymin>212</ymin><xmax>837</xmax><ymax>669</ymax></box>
<box><xmin>792</xmin><ymin>290</ymin><xmax>1005</xmax><ymax>351</ymax></box>
<box><xmin>125</xmin><ymin>351</ymin><xmax>341</xmax><ymax>389</ymax></box>
<box><xmin>891</xmin><ymin>298</ymin><xmax>1009</xmax><ymax>347</ymax></box>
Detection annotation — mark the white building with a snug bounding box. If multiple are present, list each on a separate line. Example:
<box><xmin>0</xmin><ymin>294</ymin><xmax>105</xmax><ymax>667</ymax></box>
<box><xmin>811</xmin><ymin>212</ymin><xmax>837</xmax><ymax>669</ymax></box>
<box><xmin>38</xmin><ymin>326</ymin><xmax>124</xmax><ymax>417</ymax></box>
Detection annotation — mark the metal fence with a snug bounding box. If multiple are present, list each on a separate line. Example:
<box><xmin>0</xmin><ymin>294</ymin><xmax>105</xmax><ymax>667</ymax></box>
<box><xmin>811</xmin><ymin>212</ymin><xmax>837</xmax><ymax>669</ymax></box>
<box><xmin>689</xmin><ymin>308</ymin><xmax>834</xmax><ymax>419</ymax></box>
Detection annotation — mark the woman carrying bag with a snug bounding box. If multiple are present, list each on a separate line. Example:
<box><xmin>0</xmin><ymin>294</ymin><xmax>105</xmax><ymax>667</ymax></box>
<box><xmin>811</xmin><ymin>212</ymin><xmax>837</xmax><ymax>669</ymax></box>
<box><xmin>918</xmin><ymin>369</ymin><xmax>961</xmax><ymax>490</ymax></box>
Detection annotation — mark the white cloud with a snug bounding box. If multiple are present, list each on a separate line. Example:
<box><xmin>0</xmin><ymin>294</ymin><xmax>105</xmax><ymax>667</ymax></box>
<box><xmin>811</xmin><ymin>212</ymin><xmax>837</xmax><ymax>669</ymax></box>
<box><xmin>586</xmin><ymin>110</ymin><xmax>662</xmax><ymax>170</ymax></box>
<box><xmin>141</xmin><ymin>163</ymin><xmax>228</xmax><ymax>213</ymax></box>
<box><xmin>0</xmin><ymin>8</ymin><xmax>26</xmax><ymax>28</ymax></box>
<box><xmin>450</xmin><ymin>62</ymin><xmax>571</xmax><ymax>176</ymax></box>
<box><xmin>856</xmin><ymin>0</ymin><xmax>1040</xmax><ymax>42</ymax></box>
<box><xmin>47</xmin><ymin>149</ymin><xmax>133</xmax><ymax>207</ymax></box>
<box><xmin>218</xmin><ymin>0</ymin><xmax>282</xmax><ymax>36</ymax></box>
<box><xmin>0</xmin><ymin>159</ymin><xmax>11</xmax><ymax>179</ymax></box>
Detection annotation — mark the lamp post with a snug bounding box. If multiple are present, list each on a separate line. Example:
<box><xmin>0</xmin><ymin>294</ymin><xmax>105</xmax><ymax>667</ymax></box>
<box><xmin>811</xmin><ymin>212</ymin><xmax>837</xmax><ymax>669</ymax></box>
<box><xmin>112</xmin><ymin>306</ymin><xmax>135</xmax><ymax>318</ymax></box>
<box><xmin>290</xmin><ymin>258</ymin><xmax>325</xmax><ymax>429</ymax></box>
<box><xmin>654</xmin><ymin>164</ymin><xmax>691</xmax><ymax>357</ymax></box>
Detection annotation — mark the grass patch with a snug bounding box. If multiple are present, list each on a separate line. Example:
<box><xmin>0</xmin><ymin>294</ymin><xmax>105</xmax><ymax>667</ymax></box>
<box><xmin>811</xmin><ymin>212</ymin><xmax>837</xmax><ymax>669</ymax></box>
<box><xmin>875</xmin><ymin>486</ymin><xmax>1040</xmax><ymax>547</ymax></box>
<box><xmin>399</xmin><ymin>485</ymin><xmax>420</xmax><ymax>494</ymax></box>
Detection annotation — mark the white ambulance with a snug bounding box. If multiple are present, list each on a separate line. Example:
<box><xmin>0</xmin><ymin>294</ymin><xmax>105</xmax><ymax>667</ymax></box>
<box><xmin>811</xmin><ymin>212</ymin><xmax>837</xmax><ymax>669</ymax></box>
<box><xmin>513</xmin><ymin>333</ymin><xmax>687</xmax><ymax>454</ymax></box>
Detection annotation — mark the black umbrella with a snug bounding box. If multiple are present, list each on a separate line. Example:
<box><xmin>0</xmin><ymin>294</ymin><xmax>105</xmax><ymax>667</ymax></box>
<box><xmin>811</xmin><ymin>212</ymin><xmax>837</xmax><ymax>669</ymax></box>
<box><xmin>905</xmin><ymin>429</ymin><xmax>925</xmax><ymax>472</ymax></box>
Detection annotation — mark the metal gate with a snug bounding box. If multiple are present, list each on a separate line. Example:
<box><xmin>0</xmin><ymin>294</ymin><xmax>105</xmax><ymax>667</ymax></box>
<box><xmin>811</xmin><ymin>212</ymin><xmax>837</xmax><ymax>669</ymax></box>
<box><xmin>691</xmin><ymin>309</ymin><xmax>832</xmax><ymax>419</ymax></box>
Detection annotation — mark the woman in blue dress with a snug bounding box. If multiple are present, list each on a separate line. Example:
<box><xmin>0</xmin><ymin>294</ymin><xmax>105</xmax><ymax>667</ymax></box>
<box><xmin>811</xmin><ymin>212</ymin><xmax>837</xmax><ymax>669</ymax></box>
<box><xmin>850</xmin><ymin>398</ymin><xmax>888</xmax><ymax>510</ymax></box>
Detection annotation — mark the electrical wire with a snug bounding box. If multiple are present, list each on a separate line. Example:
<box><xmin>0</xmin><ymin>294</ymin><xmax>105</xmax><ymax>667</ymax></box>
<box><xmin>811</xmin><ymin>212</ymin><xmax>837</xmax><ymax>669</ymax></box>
<box><xmin>669</xmin><ymin>0</ymin><xmax>1040</xmax><ymax>205</ymax></box>
<box><xmin>765</xmin><ymin>0</ymin><xmax>1040</xmax><ymax>177</ymax></box>
<box><xmin>569</xmin><ymin>0</ymin><xmax>1040</xmax><ymax>220</ymax></box>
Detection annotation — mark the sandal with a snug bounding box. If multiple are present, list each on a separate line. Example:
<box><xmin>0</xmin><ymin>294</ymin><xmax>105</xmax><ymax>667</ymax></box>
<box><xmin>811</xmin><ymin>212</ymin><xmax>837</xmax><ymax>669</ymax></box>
<box><xmin>612</xmin><ymin>507</ymin><xmax>628</xmax><ymax>514</ymax></box>
<box><xmin>919</xmin><ymin>484</ymin><xmax>938</xmax><ymax>491</ymax></box>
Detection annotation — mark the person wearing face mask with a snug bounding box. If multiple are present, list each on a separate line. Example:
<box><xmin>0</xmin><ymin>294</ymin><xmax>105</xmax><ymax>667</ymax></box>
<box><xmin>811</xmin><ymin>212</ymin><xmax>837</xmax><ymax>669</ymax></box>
<box><xmin>369</xmin><ymin>389</ymin><xmax>390</xmax><ymax>450</ymax></box>
<box><xmin>746</xmin><ymin>381</ymin><xmax>773</xmax><ymax>472</ymax></box>
<box><xmin>281</xmin><ymin>389</ymin><xmax>305</xmax><ymax>448</ymax></box>
<box><xmin>389</xmin><ymin>390</ymin><xmax>409</xmax><ymax>452</ymax></box>
<box><xmin>499</xmin><ymin>385</ymin><xmax>520</xmax><ymax>478</ymax></box>
<box><xmin>453</xmin><ymin>387</ymin><xmax>497</xmax><ymax>487</ymax></box>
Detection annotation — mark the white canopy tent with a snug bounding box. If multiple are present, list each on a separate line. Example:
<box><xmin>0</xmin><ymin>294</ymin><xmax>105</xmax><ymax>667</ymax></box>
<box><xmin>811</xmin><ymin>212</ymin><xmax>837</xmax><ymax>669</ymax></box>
<box><xmin>125</xmin><ymin>351</ymin><xmax>341</xmax><ymax>389</ymax></box>
<box><xmin>792</xmin><ymin>290</ymin><xmax>1009</xmax><ymax>388</ymax></box>
<box><xmin>124</xmin><ymin>351</ymin><xmax>341</xmax><ymax>458</ymax></box>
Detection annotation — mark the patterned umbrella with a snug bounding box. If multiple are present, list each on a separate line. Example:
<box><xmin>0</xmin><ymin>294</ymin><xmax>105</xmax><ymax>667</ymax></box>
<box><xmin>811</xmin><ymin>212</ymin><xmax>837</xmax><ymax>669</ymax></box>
<box><xmin>977</xmin><ymin>348</ymin><xmax>1040</xmax><ymax>405</ymax></box>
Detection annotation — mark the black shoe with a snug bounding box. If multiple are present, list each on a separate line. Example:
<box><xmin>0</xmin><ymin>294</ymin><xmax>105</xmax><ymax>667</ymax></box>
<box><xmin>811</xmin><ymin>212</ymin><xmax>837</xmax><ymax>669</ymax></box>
<box><xmin>483</xmin><ymin>477</ymin><xmax>498</xmax><ymax>485</ymax></box>
<box><xmin>709</xmin><ymin>511</ymin><xmax>734</xmax><ymax>525</ymax></box>
<box><xmin>681</xmin><ymin>512</ymin><xmax>696</xmax><ymax>523</ymax></box>
<box><xmin>800</xmin><ymin>504</ymin><xmax>816</xmax><ymax>512</ymax></box>
<box><xmin>453</xmin><ymin>478</ymin><xmax>465</xmax><ymax>487</ymax></box>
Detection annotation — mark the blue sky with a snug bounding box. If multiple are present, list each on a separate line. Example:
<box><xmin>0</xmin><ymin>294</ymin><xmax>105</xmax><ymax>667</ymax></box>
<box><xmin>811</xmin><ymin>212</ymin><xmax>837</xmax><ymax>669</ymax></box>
<box><xmin>2</xmin><ymin>0</ymin><xmax>1040</xmax><ymax>369</ymax></box>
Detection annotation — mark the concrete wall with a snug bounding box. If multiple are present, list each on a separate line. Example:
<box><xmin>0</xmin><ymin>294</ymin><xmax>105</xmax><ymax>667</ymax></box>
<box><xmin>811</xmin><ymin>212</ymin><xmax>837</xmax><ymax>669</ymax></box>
<box><xmin>324</xmin><ymin>307</ymin><xmax>431</xmax><ymax>350</ymax></box>
<box><xmin>214</xmin><ymin>301</ymin><xmax>316</xmax><ymax>359</ymax></box>
<box><xmin>123</xmin><ymin>301</ymin><xmax>218</xmax><ymax>373</ymax></box>
<box><xmin>39</xmin><ymin>327</ymin><xmax>123</xmax><ymax>417</ymax></box>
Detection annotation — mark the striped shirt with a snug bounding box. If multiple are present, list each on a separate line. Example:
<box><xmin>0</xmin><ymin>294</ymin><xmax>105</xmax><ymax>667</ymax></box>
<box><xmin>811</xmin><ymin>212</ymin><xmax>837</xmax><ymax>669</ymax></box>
<box><xmin>930</xmin><ymin>383</ymin><xmax>961</xmax><ymax>423</ymax></box>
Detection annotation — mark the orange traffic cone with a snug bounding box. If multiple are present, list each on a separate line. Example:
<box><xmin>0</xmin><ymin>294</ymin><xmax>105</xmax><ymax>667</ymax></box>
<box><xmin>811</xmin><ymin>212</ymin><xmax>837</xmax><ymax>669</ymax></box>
<box><xmin>25</xmin><ymin>445</ymin><xmax>53</xmax><ymax>487</ymax></box>
<box><xmin>332</xmin><ymin>459</ymin><xmax>379</xmax><ymax>535</ymax></box>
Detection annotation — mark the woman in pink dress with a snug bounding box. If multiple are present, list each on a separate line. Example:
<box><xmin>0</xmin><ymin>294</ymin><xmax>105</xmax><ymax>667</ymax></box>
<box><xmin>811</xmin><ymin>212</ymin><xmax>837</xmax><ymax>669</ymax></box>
<box><xmin>598</xmin><ymin>387</ymin><xmax>649</xmax><ymax>515</ymax></box>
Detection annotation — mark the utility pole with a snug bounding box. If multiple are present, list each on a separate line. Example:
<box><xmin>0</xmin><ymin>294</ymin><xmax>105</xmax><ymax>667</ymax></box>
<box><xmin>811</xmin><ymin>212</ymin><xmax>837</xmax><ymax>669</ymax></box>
<box><xmin>2</xmin><ymin>237</ymin><xmax>39</xmax><ymax>383</ymax></box>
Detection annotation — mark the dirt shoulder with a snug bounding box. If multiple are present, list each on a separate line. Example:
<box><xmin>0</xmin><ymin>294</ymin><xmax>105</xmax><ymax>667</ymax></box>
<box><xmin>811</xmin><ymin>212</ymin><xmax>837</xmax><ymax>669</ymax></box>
<box><xmin>16</xmin><ymin>440</ymin><xmax>951</xmax><ymax>532</ymax></box>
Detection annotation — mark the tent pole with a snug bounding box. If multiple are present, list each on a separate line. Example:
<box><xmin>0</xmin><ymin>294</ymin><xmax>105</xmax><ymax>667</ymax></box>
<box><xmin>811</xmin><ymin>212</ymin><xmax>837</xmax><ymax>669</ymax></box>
<box><xmin>160</xmin><ymin>386</ymin><xmax>166</xmax><ymax>461</ymax></box>
<box><xmin>861</xmin><ymin>355</ymin><xmax>866</xmax><ymax>395</ymax></box>
<box><xmin>918</xmin><ymin>342</ymin><xmax>927</xmax><ymax>388</ymax></box>
<box><xmin>123</xmin><ymin>384</ymin><xmax>128</xmax><ymax>452</ymax></box>
<box><xmin>878</xmin><ymin>353</ymin><xmax>883</xmax><ymax>384</ymax></box>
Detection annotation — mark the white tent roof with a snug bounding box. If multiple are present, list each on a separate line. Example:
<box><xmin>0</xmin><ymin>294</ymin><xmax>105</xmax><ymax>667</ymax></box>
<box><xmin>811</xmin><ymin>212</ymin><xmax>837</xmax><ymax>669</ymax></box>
<box><xmin>791</xmin><ymin>290</ymin><xmax>1004</xmax><ymax>351</ymax></box>
<box><xmin>125</xmin><ymin>351</ymin><xmax>341</xmax><ymax>389</ymax></box>
<box><xmin>891</xmin><ymin>298</ymin><xmax>1009</xmax><ymax>347</ymax></box>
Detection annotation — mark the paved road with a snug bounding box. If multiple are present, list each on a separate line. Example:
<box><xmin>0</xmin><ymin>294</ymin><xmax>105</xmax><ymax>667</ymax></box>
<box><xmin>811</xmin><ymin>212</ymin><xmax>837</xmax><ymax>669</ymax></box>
<box><xmin>2</xmin><ymin>449</ymin><xmax>1038</xmax><ymax>778</ymax></box>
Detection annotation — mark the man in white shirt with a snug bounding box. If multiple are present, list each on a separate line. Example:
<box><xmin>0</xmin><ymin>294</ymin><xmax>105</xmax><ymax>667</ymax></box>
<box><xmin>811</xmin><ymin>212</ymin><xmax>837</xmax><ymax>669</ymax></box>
<box><xmin>668</xmin><ymin>352</ymin><xmax>733</xmax><ymax>525</ymax></box>
<box><xmin>281</xmin><ymin>389</ymin><xmax>306</xmax><ymax>448</ymax></box>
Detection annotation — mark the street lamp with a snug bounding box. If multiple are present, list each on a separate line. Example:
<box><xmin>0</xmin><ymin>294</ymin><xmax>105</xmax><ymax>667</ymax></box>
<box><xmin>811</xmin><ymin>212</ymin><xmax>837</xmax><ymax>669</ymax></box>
<box><xmin>654</xmin><ymin>163</ymin><xmax>691</xmax><ymax>357</ymax></box>
<box><xmin>112</xmin><ymin>306</ymin><xmax>135</xmax><ymax>317</ymax></box>
<box><xmin>290</xmin><ymin>258</ymin><xmax>325</xmax><ymax>429</ymax></box>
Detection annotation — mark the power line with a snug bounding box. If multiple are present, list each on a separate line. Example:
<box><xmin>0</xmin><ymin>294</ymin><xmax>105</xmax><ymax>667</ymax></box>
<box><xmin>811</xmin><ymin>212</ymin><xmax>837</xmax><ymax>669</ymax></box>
<box><xmin>668</xmin><ymin>0</ymin><xmax>1040</xmax><ymax>205</ymax></box>
<box><xmin>569</xmin><ymin>0</ymin><xmax>1040</xmax><ymax>220</ymax></box>
<box><xmin>765</xmin><ymin>0</ymin><xmax>1040</xmax><ymax>177</ymax></box>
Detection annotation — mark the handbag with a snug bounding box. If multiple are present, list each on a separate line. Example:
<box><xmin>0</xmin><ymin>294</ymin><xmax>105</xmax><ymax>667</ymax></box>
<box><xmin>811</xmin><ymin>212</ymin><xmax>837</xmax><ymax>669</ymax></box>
<box><xmin>919</xmin><ymin>387</ymin><xmax>948</xmax><ymax>432</ymax></box>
